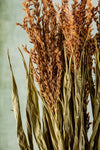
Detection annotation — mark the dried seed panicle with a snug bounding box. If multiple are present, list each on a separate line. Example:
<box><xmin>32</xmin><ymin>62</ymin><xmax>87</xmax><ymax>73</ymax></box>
<box><xmin>17</xmin><ymin>0</ymin><xmax>64</xmax><ymax>109</ymax></box>
<box><xmin>60</xmin><ymin>0</ymin><xmax>80</xmax><ymax>70</ymax></box>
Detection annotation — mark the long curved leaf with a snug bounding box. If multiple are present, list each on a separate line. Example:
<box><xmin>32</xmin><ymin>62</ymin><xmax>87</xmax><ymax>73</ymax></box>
<box><xmin>7</xmin><ymin>49</ymin><xmax>30</xmax><ymax>150</ymax></box>
<box><xmin>18</xmin><ymin>48</ymin><xmax>47</xmax><ymax>150</ymax></box>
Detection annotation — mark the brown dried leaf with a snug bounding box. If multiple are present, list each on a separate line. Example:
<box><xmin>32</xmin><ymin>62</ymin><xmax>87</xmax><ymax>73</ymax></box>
<box><xmin>19</xmin><ymin>48</ymin><xmax>48</xmax><ymax>150</ymax></box>
<box><xmin>7</xmin><ymin>49</ymin><xmax>30</xmax><ymax>150</ymax></box>
<box><xmin>18</xmin><ymin>48</ymin><xmax>34</xmax><ymax>150</ymax></box>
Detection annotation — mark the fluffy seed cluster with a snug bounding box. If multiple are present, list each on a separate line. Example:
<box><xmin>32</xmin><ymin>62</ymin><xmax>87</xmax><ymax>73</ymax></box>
<box><xmin>17</xmin><ymin>0</ymin><xmax>64</xmax><ymax>109</ymax></box>
<box><xmin>59</xmin><ymin>0</ymin><xmax>80</xmax><ymax>70</ymax></box>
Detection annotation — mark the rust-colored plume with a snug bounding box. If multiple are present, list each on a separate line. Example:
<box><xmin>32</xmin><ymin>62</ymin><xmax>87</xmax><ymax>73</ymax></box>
<box><xmin>17</xmin><ymin>0</ymin><xmax>64</xmax><ymax>109</ymax></box>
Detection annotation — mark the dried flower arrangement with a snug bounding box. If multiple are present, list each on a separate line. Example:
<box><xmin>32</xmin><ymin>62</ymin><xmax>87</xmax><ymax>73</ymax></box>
<box><xmin>8</xmin><ymin>0</ymin><xmax>100</xmax><ymax>150</ymax></box>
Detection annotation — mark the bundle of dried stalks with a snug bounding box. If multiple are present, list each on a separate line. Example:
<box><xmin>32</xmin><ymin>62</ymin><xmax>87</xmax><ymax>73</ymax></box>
<box><xmin>8</xmin><ymin>0</ymin><xmax>100</xmax><ymax>150</ymax></box>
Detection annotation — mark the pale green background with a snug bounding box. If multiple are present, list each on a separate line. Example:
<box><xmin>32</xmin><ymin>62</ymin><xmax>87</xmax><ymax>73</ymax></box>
<box><xmin>0</xmin><ymin>0</ymin><xmax>98</xmax><ymax>150</ymax></box>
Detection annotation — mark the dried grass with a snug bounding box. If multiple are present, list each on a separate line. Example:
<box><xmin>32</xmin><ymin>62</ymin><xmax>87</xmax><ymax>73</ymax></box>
<box><xmin>8</xmin><ymin>0</ymin><xmax>100</xmax><ymax>150</ymax></box>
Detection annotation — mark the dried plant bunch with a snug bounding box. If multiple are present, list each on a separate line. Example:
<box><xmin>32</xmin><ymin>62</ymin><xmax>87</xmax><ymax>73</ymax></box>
<box><xmin>17</xmin><ymin>0</ymin><xmax>95</xmax><ymax>109</ymax></box>
<box><xmin>8</xmin><ymin>0</ymin><xmax>100</xmax><ymax>150</ymax></box>
<box><xmin>16</xmin><ymin>0</ymin><xmax>97</xmax><ymax>132</ymax></box>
